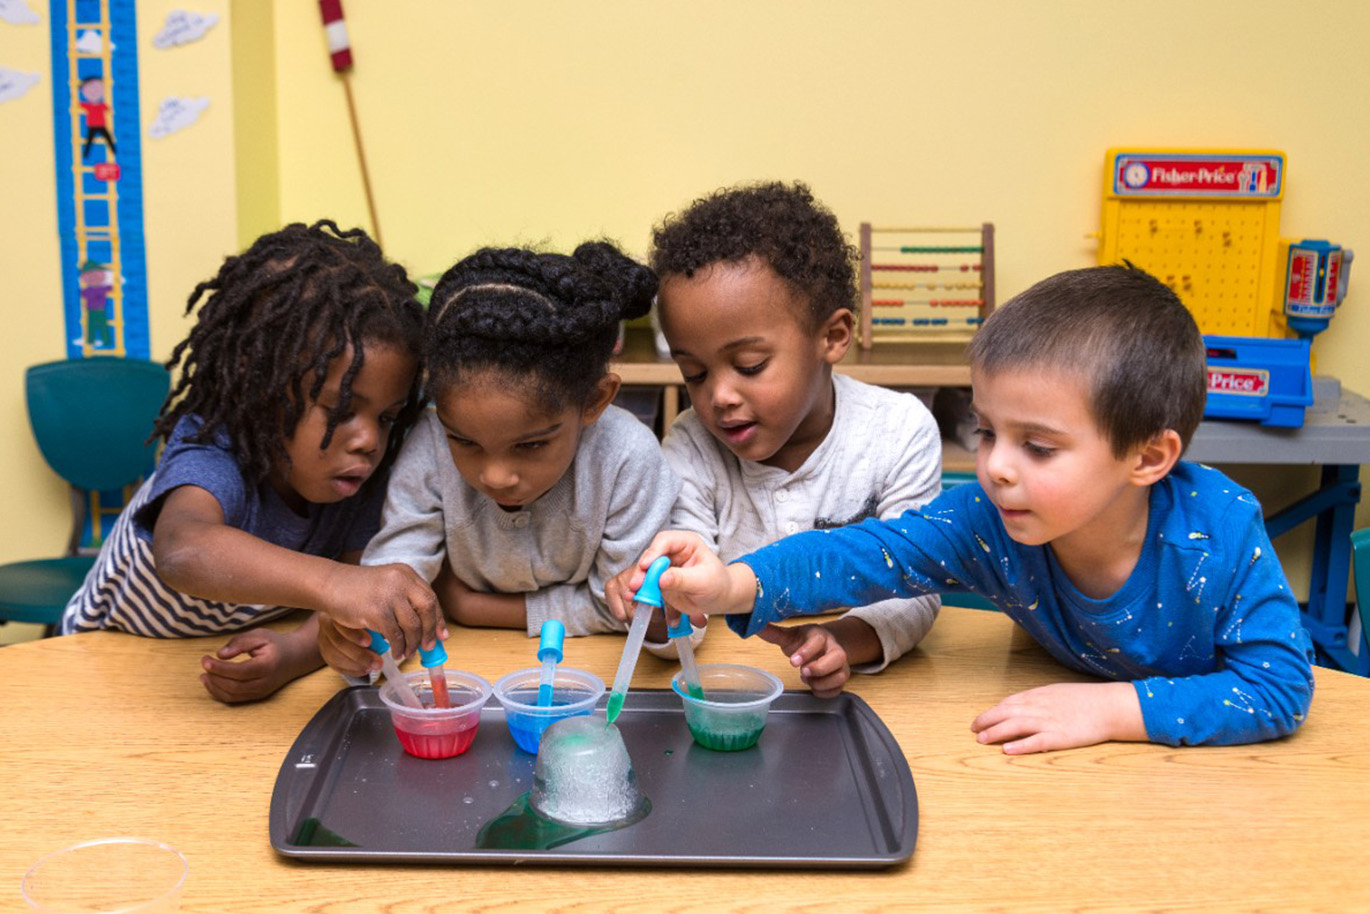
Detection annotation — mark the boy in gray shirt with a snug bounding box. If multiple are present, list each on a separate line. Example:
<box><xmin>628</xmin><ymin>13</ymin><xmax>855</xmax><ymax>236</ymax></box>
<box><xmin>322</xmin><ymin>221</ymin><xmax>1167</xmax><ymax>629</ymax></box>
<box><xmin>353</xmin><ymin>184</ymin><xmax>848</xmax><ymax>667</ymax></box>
<box><xmin>607</xmin><ymin>182</ymin><xmax>941</xmax><ymax>695</ymax></box>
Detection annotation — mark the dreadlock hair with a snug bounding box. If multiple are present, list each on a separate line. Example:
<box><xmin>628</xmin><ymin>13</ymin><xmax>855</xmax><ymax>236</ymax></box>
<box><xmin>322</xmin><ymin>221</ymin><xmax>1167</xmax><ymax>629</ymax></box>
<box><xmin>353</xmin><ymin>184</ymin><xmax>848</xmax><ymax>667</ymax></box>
<box><xmin>154</xmin><ymin>220</ymin><xmax>426</xmax><ymax>486</ymax></box>
<box><xmin>650</xmin><ymin>180</ymin><xmax>858</xmax><ymax>330</ymax></box>
<box><xmin>425</xmin><ymin>242</ymin><xmax>657</xmax><ymax>414</ymax></box>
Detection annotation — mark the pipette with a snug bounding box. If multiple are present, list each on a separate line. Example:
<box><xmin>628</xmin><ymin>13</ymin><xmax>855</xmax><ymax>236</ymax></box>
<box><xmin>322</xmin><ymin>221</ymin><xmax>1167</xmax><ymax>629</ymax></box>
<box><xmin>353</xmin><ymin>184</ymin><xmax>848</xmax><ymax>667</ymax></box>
<box><xmin>419</xmin><ymin>640</ymin><xmax>451</xmax><ymax>709</ymax></box>
<box><xmin>367</xmin><ymin>630</ymin><xmax>423</xmax><ymax>708</ymax></box>
<box><xmin>606</xmin><ymin>556</ymin><xmax>671</xmax><ymax>724</ymax></box>
<box><xmin>667</xmin><ymin>615</ymin><xmax>705</xmax><ymax>700</ymax></box>
<box><xmin>537</xmin><ymin>619</ymin><xmax>565</xmax><ymax>708</ymax></box>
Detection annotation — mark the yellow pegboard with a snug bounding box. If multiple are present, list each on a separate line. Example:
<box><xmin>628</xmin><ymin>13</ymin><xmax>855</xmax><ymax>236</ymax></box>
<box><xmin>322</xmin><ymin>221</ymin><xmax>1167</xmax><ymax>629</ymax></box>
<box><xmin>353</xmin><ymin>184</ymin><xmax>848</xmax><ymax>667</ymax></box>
<box><xmin>1099</xmin><ymin>148</ymin><xmax>1289</xmax><ymax>339</ymax></box>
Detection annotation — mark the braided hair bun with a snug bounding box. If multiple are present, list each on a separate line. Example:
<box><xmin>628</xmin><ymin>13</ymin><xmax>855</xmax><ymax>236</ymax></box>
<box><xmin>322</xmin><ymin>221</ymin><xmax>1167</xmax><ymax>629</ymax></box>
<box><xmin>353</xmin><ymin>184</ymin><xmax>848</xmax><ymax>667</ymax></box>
<box><xmin>426</xmin><ymin>241</ymin><xmax>656</xmax><ymax>412</ymax></box>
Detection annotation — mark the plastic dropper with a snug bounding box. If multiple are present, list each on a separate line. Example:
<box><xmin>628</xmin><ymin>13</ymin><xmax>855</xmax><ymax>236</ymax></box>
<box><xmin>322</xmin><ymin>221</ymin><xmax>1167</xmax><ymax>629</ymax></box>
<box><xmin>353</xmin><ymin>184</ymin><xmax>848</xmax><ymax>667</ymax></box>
<box><xmin>367</xmin><ymin>630</ymin><xmax>423</xmax><ymax>708</ymax></box>
<box><xmin>537</xmin><ymin>619</ymin><xmax>565</xmax><ymax>708</ymax></box>
<box><xmin>606</xmin><ymin>555</ymin><xmax>671</xmax><ymax>724</ymax></box>
<box><xmin>419</xmin><ymin>640</ymin><xmax>451</xmax><ymax>709</ymax></box>
<box><xmin>667</xmin><ymin>615</ymin><xmax>705</xmax><ymax>700</ymax></box>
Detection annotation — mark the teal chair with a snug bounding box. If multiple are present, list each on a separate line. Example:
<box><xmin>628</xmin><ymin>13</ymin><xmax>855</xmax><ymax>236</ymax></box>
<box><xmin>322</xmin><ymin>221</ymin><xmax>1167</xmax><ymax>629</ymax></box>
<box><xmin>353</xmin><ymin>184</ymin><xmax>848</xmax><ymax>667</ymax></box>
<box><xmin>0</xmin><ymin>358</ymin><xmax>169</xmax><ymax>634</ymax></box>
<box><xmin>1352</xmin><ymin>528</ymin><xmax>1370</xmax><ymax>668</ymax></box>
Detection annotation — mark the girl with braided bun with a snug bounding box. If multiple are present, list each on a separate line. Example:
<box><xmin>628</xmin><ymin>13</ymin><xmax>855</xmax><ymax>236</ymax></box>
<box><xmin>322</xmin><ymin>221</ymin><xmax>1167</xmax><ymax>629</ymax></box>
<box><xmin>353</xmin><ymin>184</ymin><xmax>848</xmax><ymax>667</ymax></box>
<box><xmin>316</xmin><ymin>242</ymin><xmax>682</xmax><ymax>678</ymax></box>
<box><xmin>61</xmin><ymin>221</ymin><xmax>446</xmax><ymax>703</ymax></box>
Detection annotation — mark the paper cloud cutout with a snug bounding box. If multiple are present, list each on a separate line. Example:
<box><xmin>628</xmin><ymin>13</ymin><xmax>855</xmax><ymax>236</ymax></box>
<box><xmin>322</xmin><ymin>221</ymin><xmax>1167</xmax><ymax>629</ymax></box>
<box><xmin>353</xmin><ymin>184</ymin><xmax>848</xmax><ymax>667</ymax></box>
<box><xmin>0</xmin><ymin>0</ymin><xmax>39</xmax><ymax>25</ymax></box>
<box><xmin>75</xmin><ymin>29</ymin><xmax>107</xmax><ymax>53</ymax></box>
<box><xmin>153</xmin><ymin>10</ymin><xmax>219</xmax><ymax>49</ymax></box>
<box><xmin>0</xmin><ymin>68</ymin><xmax>40</xmax><ymax>104</ymax></box>
<box><xmin>148</xmin><ymin>95</ymin><xmax>210</xmax><ymax>138</ymax></box>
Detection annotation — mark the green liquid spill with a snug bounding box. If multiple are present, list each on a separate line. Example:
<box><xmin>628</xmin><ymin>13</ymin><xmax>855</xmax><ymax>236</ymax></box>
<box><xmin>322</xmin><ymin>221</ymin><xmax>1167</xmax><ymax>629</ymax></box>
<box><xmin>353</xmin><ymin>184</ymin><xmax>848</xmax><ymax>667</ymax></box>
<box><xmin>476</xmin><ymin>792</ymin><xmax>648</xmax><ymax>850</ymax></box>
<box><xmin>292</xmin><ymin>817</ymin><xmax>359</xmax><ymax>847</ymax></box>
<box><xmin>605</xmin><ymin>690</ymin><xmax>624</xmax><ymax>723</ymax></box>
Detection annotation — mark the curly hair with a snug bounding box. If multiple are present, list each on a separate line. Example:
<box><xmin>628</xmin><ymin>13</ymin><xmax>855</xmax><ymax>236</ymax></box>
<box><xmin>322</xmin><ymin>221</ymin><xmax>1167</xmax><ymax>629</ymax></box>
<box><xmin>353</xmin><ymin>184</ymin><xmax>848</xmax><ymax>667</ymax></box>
<box><xmin>650</xmin><ymin>180</ymin><xmax>858</xmax><ymax>327</ymax></box>
<box><xmin>154</xmin><ymin>220</ymin><xmax>426</xmax><ymax>486</ymax></box>
<box><xmin>426</xmin><ymin>241</ymin><xmax>656</xmax><ymax>414</ymax></box>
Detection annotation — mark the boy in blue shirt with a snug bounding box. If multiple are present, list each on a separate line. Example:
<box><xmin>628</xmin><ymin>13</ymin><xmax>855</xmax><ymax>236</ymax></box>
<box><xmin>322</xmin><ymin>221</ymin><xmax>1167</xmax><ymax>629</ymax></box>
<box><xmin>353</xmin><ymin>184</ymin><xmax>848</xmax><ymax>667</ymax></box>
<box><xmin>627</xmin><ymin>264</ymin><xmax>1315</xmax><ymax>752</ymax></box>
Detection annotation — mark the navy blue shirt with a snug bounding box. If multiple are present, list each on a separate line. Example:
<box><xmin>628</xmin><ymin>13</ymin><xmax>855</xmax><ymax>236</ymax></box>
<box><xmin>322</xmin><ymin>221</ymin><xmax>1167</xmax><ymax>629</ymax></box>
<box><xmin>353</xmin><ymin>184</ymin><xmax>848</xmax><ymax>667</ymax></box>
<box><xmin>61</xmin><ymin>416</ymin><xmax>387</xmax><ymax>637</ymax></box>
<box><xmin>735</xmin><ymin>462</ymin><xmax>1315</xmax><ymax>747</ymax></box>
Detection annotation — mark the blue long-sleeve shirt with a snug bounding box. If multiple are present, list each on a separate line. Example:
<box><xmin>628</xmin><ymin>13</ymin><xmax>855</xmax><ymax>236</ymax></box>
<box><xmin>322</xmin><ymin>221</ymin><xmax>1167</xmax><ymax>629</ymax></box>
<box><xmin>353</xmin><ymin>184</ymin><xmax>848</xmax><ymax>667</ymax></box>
<box><xmin>731</xmin><ymin>461</ymin><xmax>1315</xmax><ymax>747</ymax></box>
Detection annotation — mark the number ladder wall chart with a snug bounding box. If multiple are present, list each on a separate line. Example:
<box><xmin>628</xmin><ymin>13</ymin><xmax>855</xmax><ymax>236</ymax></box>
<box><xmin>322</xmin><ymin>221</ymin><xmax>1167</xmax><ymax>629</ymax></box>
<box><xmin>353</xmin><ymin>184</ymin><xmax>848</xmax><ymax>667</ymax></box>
<box><xmin>48</xmin><ymin>0</ymin><xmax>151</xmax><ymax>551</ymax></box>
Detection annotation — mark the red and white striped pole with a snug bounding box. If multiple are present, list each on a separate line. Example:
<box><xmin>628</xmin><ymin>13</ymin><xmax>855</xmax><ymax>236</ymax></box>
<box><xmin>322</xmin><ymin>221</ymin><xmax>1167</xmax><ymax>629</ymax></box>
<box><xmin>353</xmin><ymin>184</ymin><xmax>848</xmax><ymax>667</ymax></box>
<box><xmin>317</xmin><ymin>0</ymin><xmax>382</xmax><ymax>245</ymax></box>
<box><xmin>318</xmin><ymin>0</ymin><xmax>353</xmax><ymax>71</ymax></box>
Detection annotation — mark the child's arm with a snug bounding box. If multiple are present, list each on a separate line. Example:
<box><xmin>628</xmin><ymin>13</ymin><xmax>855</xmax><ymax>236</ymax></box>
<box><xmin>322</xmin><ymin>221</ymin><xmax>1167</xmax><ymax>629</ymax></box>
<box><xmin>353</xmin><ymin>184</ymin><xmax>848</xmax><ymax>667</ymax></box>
<box><xmin>628</xmin><ymin>530</ymin><xmax>761</xmax><ymax>616</ymax></box>
<box><xmin>199</xmin><ymin>613</ymin><xmax>325</xmax><ymax>704</ymax></box>
<box><xmin>153</xmin><ymin>485</ymin><xmax>442</xmax><ymax>657</ymax></box>
<box><xmin>432</xmin><ymin>561</ymin><xmax>527</xmax><ymax>628</ymax></box>
<box><xmin>969</xmin><ymin>681</ymin><xmax>1147</xmax><ymax>754</ymax></box>
<box><xmin>756</xmin><ymin>622</ymin><xmax>856</xmax><ymax>698</ymax></box>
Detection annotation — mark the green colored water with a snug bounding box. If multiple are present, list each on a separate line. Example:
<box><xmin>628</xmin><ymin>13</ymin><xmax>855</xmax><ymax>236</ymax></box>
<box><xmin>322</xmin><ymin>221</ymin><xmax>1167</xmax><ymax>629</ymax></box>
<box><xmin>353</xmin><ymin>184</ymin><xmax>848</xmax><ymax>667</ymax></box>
<box><xmin>685</xmin><ymin>683</ymin><xmax>706</xmax><ymax>700</ymax></box>
<box><xmin>688</xmin><ymin>725</ymin><xmax>764</xmax><ymax>751</ymax></box>
<box><xmin>605</xmin><ymin>690</ymin><xmax>624</xmax><ymax>723</ymax></box>
<box><xmin>686</xmin><ymin>705</ymin><xmax>766</xmax><ymax>751</ymax></box>
<box><xmin>291</xmin><ymin>817</ymin><xmax>358</xmax><ymax>847</ymax></box>
<box><xmin>476</xmin><ymin>792</ymin><xmax>648</xmax><ymax>850</ymax></box>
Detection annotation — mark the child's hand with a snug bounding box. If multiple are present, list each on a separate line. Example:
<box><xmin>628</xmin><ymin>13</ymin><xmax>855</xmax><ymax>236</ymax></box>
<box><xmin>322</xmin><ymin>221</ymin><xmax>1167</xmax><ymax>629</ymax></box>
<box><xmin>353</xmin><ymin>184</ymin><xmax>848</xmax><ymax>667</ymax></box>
<box><xmin>603</xmin><ymin>564</ymin><xmax>639</xmax><ymax>625</ymax></box>
<box><xmin>970</xmin><ymin>681</ymin><xmax>1147</xmax><ymax>754</ymax></box>
<box><xmin>757</xmin><ymin>623</ymin><xmax>851</xmax><ymax>698</ymax></box>
<box><xmin>619</xmin><ymin>531</ymin><xmax>756</xmax><ymax>620</ymax></box>
<box><xmin>200</xmin><ymin>625</ymin><xmax>321</xmax><ymax>704</ymax></box>
<box><xmin>323</xmin><ymin>563</ymin><xmax>446</xmax><ymax>659</ymax></box>
<box><xmin>317</xmin><ymin>615</ymin><xmax>381</xmax><ymax>678</ymax></box>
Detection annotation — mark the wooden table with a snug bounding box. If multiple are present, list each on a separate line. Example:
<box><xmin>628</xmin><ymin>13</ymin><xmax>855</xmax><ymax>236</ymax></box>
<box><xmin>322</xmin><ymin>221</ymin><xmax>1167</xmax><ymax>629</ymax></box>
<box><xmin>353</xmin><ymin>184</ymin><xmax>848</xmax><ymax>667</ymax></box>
<box><xmin>2</xmin><ymin>607</ymin><xmax>1367</xmax><ymax>912</ymax></box>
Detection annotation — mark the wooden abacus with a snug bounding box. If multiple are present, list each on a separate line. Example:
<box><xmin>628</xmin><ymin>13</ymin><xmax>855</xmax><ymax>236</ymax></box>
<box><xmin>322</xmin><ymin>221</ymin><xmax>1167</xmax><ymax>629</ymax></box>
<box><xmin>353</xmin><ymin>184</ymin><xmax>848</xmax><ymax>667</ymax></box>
<box><xmin>857</xmin><ymin>223</ymin><xmax>996</xmax><ymax>350</ymax></box>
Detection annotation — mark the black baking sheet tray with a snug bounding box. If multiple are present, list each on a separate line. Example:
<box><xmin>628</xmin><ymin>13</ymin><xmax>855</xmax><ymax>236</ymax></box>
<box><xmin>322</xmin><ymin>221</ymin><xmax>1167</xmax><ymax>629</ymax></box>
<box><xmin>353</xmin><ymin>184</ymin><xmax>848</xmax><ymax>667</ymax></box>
<box><xmin>270</xmin><ymin>687</ymin><xmax>917</xmax><ymax>868</ymax></box>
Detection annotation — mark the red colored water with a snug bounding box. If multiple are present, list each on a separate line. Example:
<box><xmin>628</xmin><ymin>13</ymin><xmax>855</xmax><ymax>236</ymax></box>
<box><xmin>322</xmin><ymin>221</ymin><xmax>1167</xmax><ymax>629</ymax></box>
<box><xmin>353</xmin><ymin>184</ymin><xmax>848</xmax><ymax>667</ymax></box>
<box><xmin>393</xmin><ymin>719</ymin><xmax>479</xmax><ymax>759</ymax></box>
<box><xmin>430</xmin><ymin>670</ymin><xmax>451</xmax><ymax>709</ymax></box>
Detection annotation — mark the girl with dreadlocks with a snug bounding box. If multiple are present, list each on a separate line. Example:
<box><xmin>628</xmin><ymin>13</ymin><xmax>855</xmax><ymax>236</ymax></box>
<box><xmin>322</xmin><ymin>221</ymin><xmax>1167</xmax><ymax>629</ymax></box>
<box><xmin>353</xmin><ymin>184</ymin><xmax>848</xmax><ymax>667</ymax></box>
<box><xmin>315</xmin><ymin>242</ymin><xmax>683</xmax><ymax>678</ymax></box>
<box><xmin>61</xmin><ymin>221</ymin><xmax>445</xmax><ymax>703</ymax></box>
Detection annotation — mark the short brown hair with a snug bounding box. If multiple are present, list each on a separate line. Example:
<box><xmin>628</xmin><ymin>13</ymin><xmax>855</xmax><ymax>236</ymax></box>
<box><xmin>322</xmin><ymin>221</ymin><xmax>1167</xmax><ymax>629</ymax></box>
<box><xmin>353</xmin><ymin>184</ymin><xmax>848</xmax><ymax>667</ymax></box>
<box><xmin>966</xmin><ymin>263</ymin><xmax>1207</xmax><ymax>456</ymax></box>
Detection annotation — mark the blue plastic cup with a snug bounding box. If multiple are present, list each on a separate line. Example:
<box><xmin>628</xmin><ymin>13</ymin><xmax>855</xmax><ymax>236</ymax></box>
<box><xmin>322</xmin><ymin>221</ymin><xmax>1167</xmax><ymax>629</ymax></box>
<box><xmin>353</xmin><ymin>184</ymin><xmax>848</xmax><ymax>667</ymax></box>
<box><xmin>493</xmin><ymin>667</ymin><xmax>605</xmax><ymax>754</ymax></box>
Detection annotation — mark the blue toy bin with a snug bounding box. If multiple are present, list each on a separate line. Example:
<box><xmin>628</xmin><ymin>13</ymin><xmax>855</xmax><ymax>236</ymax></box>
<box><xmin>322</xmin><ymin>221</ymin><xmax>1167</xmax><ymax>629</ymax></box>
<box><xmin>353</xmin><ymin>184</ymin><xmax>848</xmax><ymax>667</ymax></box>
<box><xmin>1203</xmin><ymin>335</ymin><xmax>1313</xmax><ymax>429</ymax></box>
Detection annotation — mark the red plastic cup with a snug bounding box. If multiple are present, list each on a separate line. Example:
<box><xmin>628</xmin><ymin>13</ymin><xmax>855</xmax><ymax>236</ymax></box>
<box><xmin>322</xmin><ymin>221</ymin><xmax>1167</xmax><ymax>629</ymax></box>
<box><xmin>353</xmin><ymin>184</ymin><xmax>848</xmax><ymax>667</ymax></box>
<box><xmin>379</xmin><ymin>669</ymin><xmax>491</xmax><ymax>760</ymax></box>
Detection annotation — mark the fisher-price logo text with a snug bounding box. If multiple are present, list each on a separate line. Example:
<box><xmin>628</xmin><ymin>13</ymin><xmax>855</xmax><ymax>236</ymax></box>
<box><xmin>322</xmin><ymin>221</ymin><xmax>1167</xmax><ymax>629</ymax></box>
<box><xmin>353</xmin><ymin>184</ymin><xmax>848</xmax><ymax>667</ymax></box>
<box><xmin>1115</xmin><ymin>155</ymin><xmax>1281</xmax><ymax>197</ymax></box>
<box><xmin>1208</xmin><ymin>368</ymin><xmax>1269</xmax><ymax>397</ymax></box>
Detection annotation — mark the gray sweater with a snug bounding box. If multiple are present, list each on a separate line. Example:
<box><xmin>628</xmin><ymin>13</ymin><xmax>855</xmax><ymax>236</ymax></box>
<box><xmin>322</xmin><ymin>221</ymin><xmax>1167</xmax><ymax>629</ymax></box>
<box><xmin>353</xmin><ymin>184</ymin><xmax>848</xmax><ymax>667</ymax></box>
<box><xmin>662</xmin><ymin>373</ymin><xmax>942</xmax><ymax>671</ymax></box>
<box><xmin>363</xmin><ymin>404</ymin><xmax>680</xmax><ymax>637</ymax></box>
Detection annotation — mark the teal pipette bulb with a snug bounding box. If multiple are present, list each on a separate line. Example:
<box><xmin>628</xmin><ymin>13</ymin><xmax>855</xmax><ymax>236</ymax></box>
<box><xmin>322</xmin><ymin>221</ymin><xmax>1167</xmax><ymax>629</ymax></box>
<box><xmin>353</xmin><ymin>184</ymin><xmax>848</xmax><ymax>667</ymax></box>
<box><xmin>537</xmin><ymin>619</ymin><xmax>565</xmax><ymax>708</ymax></box>
<box><xmin>606</xmin><ymin>556</ymin><xmax>671</xmax><ymax>724</ymax></box>
<box><xmin>667</xmin><ymin>615</ymin><xmax>705</xmax><ymax>700</ymax></box>
<box><xmin>368</xmin><ymin>630</ymin><xmax>422</xmax><ymax>708</ymax></box>
<box><xmin>419</xmin><ymin>640</ymin><xmax>451</xmax><ymax>708</ymax></box>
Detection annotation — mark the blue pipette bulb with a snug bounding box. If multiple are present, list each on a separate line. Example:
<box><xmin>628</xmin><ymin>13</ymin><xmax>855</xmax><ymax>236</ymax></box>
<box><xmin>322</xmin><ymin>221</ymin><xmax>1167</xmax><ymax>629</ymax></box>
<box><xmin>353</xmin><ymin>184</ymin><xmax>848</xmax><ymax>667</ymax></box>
<box><xmin>538</xmin><ymin>619</ymin><xmax>565</xmax><ymax>663</ymax></box>
<box><xmin>418</xmin><ymin>641</ymin><xmax>448</xmax><ymax>668</ymax></box>
<box><xmin>537</xmin><ymin>619</ymin><xmax>565</xmax><ymax>708</ymax></box>
<box><xmin>633</xmin><ymin>556</ymin><xmax>671</xmax><ymax>608</ymax></box>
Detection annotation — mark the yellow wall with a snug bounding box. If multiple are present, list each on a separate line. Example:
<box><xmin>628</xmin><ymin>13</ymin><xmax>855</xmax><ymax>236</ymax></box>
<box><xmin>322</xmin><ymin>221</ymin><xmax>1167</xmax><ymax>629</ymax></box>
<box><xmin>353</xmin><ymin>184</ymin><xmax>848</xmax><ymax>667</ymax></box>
<box><xmin>3</xmin><ymin>1</ymin><xmax>1368</xmax><ymax>607</ymax></box>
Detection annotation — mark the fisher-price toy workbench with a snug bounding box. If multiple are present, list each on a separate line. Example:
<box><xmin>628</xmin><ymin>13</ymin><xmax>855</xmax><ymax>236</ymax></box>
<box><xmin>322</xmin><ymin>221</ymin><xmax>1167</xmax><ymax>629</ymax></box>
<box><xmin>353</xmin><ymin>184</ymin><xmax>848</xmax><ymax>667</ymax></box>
<box><xmin>1097</xmin><ymin>148</ymin><xmax>1367</xmax><ymax>673</ymax></box>
<box><xmin>1097</xmin><ymin>148</ymin><xmax>1353</xmax><ymax>430</ymax></box>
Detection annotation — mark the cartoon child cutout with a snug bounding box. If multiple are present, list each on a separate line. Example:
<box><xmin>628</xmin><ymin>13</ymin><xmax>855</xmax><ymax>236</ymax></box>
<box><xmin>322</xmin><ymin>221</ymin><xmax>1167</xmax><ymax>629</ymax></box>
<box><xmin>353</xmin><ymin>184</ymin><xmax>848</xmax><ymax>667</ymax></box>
<box><xmin>79</xmin><ymin>77</ymin><xmax>116</xmax><ymax>161</ymax></box>
<box><xmin>78</xmin><ymin>260</ymin><xmax>113</xmax><ymax>349</ymax></box>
